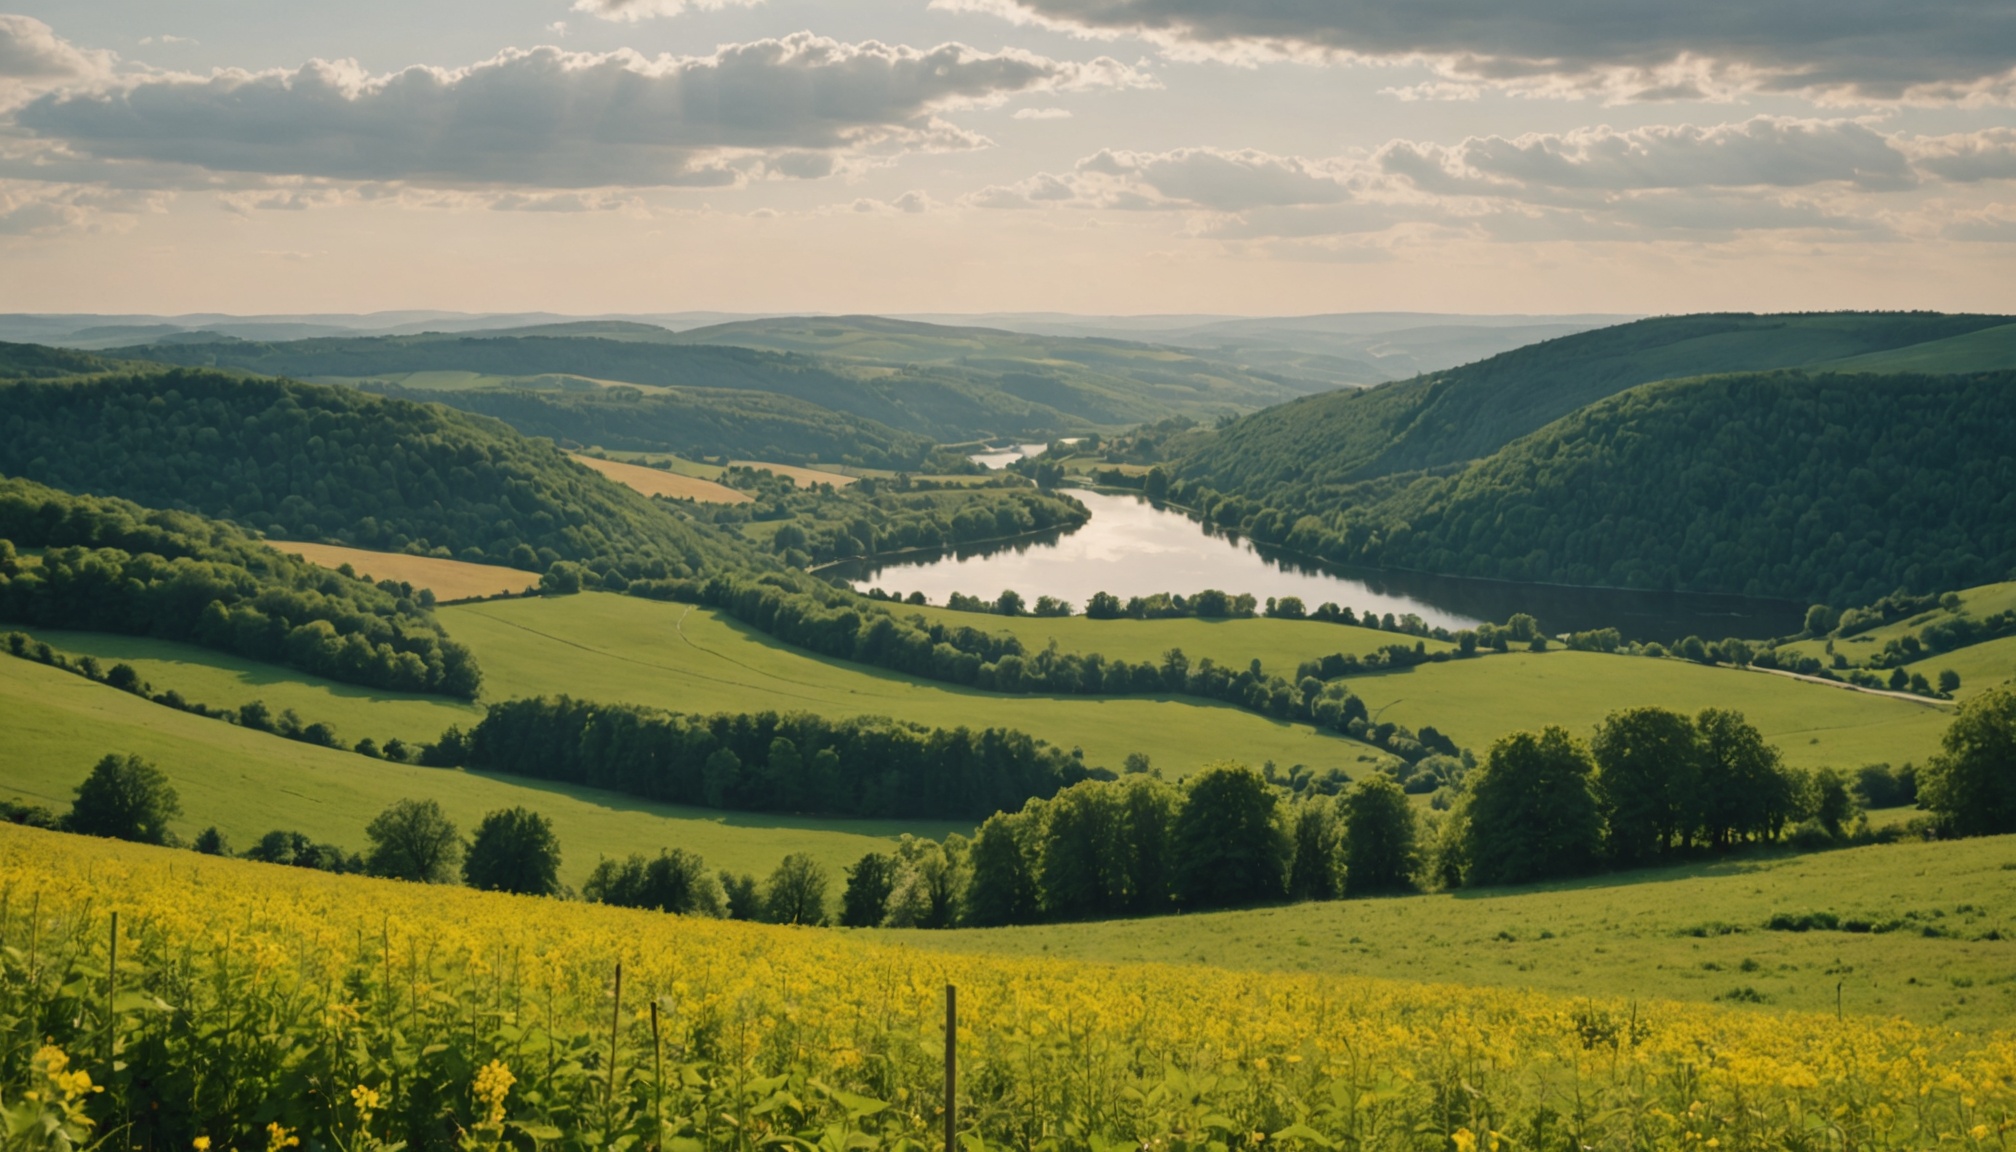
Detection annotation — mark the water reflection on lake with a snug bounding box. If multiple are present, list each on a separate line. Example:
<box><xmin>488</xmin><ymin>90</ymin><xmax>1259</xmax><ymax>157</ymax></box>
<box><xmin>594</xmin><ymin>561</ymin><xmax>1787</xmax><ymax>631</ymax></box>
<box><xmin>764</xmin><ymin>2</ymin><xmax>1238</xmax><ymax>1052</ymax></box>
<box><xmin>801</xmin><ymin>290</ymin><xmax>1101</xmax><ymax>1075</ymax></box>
<box><xmin>967</xmin><ymin>443</ymin><xmax>1051</xmax><ymax>470</ymax></box>
<box><xmin>833</xmin><ymin>490</ymin><xmax>1806</xmax><ymax>642</ymax></box>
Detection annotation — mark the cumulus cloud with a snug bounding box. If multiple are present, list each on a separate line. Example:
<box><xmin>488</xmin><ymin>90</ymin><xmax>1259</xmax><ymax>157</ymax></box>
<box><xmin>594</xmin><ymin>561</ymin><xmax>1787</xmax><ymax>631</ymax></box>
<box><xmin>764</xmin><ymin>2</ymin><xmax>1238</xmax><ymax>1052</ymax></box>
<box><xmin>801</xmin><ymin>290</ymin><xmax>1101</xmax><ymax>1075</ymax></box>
<box><xmin>1012</xmin><ymin>106</ymin><xmax>1072</xmax><ymax>119</ymax></box>
<box><xmin>937</xmin><ymin>0</ymin><xmax>2016</xmax><ymax>104</ymax></box>
<box><xmin>968</xmin><ymin>118</ymin><xmax>1981</xmax><ymax>243</ymax></box>
<box><xmin>15</xmin><ymin>35</ymin><xmax>1151</xmax><ymax>189</ymax></box>
<box><xmin>1380</xmin><ymin>119</ymin><xmax>1917</xmax><ymax>198</ymax></box>
<box><xmin>0</xmin><ymin>14</ymin><xmax>111</xmax><ymax>104</ymax></box>
<box><xmin>0</xmin><ymin>179</ymin><xmax>160</xmax><ymax>235</ymax></box>
<box><xmin>572</xmin><ymin>0</ymin><xmax>763</xmax><ymax>22</ymax></box>
<box><xmin>1907</xmin><ymin>129</ymin><xmax>2016</xmax><ymax>182</ymax></box>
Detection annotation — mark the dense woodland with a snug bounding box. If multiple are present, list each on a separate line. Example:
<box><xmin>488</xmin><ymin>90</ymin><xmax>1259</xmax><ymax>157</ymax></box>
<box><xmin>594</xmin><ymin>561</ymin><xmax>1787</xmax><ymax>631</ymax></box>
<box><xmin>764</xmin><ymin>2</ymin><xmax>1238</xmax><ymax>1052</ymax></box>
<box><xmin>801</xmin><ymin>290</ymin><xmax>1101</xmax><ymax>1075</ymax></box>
<box><xmin>0</xmin><ymin>479</ymin><xmax>480</xmax><ymax>696</ymax></box>
<box><xmin>361</xmin><ymin>381</ymin><xmax>951</xmax><ymax>471</ymax></box>
<box><xmin>0</xmin><ymin>371</ymin><xmax>747</xmax><ymax>576</ymax></box>
<box><xmin>1164</xmin><ymin>370</ymin><xmax>2016</xmax><ymax>604</ymax></box>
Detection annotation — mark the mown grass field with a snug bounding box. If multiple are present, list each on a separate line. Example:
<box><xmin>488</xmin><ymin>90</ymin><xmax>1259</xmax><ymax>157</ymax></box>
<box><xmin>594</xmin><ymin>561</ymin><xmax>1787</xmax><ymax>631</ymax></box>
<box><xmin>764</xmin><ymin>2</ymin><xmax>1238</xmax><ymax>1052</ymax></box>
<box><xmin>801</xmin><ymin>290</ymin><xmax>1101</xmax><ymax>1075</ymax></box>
<box><xmin>893</xmin><ymin>833</ymin><xmax>2016</xmax><ymax>1032</ymax></box>
<box><xmin>890</xmin><ymin>603</ymin><xmax>1453</xmax><ymax>677</ymax></box>
<box><xmin>268</xmin><ymin>542</ymin><xmax>537</xmax><ymax>601</ymax></box>
<box><xmin>440</xmin><ymin>593</ymin><xmax>1378</xmax><ymax>776</ymax></box>
<box><xmin>1346</xmin><ymin>649</ymin><xmax>1950</xmax><ymax>770</ymax></box>
<box><xmin>0</xmin><ymin>653</ymin><xmax>956</xmax><ymax>882</ymax></box>
<box><xmin>1908</xmin><ymin>635</ymin><xmax>2016</xmax><ymax>702</ymax></box>
<box><xmin>571</xmin><ymin>453</ymin><xmax>750</xmax><ymax>503</ymax></box>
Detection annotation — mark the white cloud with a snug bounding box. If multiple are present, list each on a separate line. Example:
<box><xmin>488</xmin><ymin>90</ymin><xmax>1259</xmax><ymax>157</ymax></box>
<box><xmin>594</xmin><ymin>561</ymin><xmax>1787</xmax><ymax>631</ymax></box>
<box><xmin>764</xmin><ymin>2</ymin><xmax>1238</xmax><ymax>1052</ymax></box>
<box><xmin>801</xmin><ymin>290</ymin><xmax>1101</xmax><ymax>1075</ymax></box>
<box><xmin>0</xmin><ymin>15</ymin><xmax>112</xmax><ymax>107</ymax></box>
<box><xmin>0</xmin><ymin>179</ymin><xmax>161</xmax><ymax>235</ymax></box>
<box><xmin>572</xmin><ymin>0</ymin><xmax>764</xmax><ymax>22</ymax></box>
<box><xmin>937</xmin><ymin>0</ymin><xmax>2016</xmax><ymax>105</ymax></box>
<box><xmin>15</xmin><ymin>35</ymin><xmax>1152</xmax><ymax>189</ymax></box>
<box><xmin>138</xmin><ymin>35</ymin><xmax>199</xmax><ymax>48</ymax></box>
<box><xmin>1906</xmin><ymin>129</ymin><xmax>2016</xmax><ymax>183</ymax></box>
<box><xmin>1012</xmin><ymin>106</ymin><xmax>1072</xmax><ymax>119</ymax></box>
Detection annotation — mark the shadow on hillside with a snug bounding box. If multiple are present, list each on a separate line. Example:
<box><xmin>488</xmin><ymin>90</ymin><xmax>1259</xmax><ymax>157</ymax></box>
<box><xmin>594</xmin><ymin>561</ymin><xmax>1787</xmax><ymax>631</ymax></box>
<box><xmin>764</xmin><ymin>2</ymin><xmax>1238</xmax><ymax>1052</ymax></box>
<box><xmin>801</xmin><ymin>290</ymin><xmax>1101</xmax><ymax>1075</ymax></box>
<box><xmin>1447</xmin><ymin>851</ymin><xmax>1794</xmax><ymax>901</ymax></box>
<box><xmin>458</xmin><ymin>766</ymin><xmax>968</xmax><ymax>840</ymax></box>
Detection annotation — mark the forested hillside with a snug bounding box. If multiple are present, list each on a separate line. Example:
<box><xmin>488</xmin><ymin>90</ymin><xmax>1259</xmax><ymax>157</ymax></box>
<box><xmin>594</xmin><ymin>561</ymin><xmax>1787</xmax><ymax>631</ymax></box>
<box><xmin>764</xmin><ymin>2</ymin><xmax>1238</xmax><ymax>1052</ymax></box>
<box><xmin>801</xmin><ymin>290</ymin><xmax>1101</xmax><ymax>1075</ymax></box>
<box><xmin>1173</xmin><ymin>312</ymin><xmax>2013</xmax><ymax>501</ymax></box>
<box><xmin>358</xmin><ymin>380</ymin><xmax>948</xmax><ymax>470</ymax></box>
<box><xmin>0</xmin><ymin>340</ymin><xmax>135</xmax><ymax>380</ymax></box>
<box><xmin>1175</xmin><ymin>370</ymin><xmax>2016</xmax><ymax>604</ymax></box>
<box><xmin>0</xmin><ymin>478</ymin><xmax>481</xmax><ymax>695</ymax></box>
<box><xmin>0</xmin><ymin>371</ymin><xmax>747</xmax><ymax>576</ymax></box>
<box><xmin>115</xmin><ymin>326</ymin><xmax>1298</xmax><ymax>440</ymax></box>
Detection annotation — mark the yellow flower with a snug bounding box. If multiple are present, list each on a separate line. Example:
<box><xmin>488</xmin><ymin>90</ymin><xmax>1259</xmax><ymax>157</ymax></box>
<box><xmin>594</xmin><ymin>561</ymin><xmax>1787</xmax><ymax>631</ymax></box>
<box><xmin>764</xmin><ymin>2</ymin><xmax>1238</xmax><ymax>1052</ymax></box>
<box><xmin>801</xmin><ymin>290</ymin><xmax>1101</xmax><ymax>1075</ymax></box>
<box><xmin>192</xmin><ymin>1139</ymin><xmax>211</xmax><ymax>1151</ymax></box>
<box><xmin>473</xmin><ymin>1060</ymin><xmax>515</xmax><ymax>1127</ymax></box>
<box><xmin>266</xmin><ymin>1123</ymin><xmax>300</xmax><ymax>1152</ymax></box>
<box><xmin>352</xmin><ymin>1084</ymin><xmax>382</xmax><ymax>1115</ymax></box>
<box><xmin>1452</xmin><ymin>1128</ymin><xmax>1478</xmax><ymax>1152</ymax></box>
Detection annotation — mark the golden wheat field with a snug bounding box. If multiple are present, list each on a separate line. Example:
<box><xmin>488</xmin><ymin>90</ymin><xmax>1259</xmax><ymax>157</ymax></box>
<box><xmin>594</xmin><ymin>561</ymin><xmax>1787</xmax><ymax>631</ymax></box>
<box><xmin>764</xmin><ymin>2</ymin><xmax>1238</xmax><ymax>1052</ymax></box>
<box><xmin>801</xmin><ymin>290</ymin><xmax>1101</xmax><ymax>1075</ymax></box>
<box><xmin>3</xmin><ymin>825</ymin><xmax>2012</xmax><ymax>1152</ymax></box>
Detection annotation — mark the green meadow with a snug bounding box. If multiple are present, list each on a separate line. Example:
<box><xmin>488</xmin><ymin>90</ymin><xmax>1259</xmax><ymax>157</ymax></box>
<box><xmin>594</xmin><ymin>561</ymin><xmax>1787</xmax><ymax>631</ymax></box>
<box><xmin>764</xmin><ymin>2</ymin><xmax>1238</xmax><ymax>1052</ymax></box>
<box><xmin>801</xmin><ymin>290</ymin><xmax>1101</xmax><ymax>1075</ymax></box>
<box><xmin>438</xmin><ymin>593</ymin><xmax>1376</xmax><ymax>776</ymax></box>
<box><xmin>887</xmin><ymin>833</ymin><xmax>2016</xmax><ymax>1032</ymax></box>
<box><xmin>1345</xmin><ymin>650</ymin><xmax>1951</xmax><ymax>770</ymax></box>
<box><xmin>0</xmin><ymin>652</ymin><xmax>958</xmax><ymax>883</ymax></box>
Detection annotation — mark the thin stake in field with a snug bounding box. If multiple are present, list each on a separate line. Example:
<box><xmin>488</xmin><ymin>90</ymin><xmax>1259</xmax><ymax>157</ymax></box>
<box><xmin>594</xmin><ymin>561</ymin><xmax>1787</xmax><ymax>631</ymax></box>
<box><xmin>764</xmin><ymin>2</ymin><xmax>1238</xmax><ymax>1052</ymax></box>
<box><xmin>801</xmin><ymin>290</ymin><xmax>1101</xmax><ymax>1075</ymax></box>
<box><xmin>945</xmin><ymin>983</ymin><xmax>957</xmax><ymax>1152</ymax></box>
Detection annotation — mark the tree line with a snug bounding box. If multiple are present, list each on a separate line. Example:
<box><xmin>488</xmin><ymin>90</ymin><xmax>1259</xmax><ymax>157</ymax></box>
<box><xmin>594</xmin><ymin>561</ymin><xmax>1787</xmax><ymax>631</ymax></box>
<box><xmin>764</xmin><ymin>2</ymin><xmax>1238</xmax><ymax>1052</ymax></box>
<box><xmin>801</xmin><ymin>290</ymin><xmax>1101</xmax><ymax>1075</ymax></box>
<box><xmin>435</xmin><ymin>697</ymin><xmax>1095</xmax><ymax>821</ymax></box>
<box><xmin>709</xmin><ymin>472</ymin><xmax>1087</xmax><ymax>569</ymax></box>
<box><xmin>0</xmin><ymin>479</ymin><xmax>480</xmax><ymax>697</ymax></box>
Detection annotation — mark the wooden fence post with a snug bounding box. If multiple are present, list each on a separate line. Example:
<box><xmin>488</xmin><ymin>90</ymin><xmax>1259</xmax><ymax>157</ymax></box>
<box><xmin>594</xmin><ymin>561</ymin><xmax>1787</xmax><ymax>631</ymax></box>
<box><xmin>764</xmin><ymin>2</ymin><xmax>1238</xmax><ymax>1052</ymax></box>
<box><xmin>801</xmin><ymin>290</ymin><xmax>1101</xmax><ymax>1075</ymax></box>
<box><xmin>945</xmin><ymin>984</ymin><xmax>957</xmax><ymax>1152</ymax></box>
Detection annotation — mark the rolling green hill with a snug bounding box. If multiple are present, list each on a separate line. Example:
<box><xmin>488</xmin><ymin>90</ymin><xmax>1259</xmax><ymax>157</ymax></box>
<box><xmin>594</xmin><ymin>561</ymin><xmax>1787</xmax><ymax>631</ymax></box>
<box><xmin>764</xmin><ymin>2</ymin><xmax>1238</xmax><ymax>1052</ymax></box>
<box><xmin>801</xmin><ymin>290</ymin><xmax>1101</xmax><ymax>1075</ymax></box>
<box><xmin>1171</xmin><ymin>368</ymin><xmax>2016</xmax><ymax>606</ymax></box>
<box><xmin>1173</xmin><ymin>312</ymin><xmax>2013</xmax><ymax>501</ymax></box>
<box><xmin>1822</xmin><ymin>322</ymin><xmax>2016</xmax><ymax>375</ymax></box>
<box><xmin>357</xmin><ymin>380</ymin><xmax>949</xmax><ymax>471</ymax></box>
<box><xmin>0</xmin><ymin>370</ymin><xmax>751</xmax><ymax>574</ymax></box>
<box><xmin>114</xmin><ymin>320</ymin><xmax>1320</xmax><ymax>441</ymax></box>
<box><xmin>0</xmin><ymin>650</ymin><xmax>952</xmax><ymax>881</ymax></box>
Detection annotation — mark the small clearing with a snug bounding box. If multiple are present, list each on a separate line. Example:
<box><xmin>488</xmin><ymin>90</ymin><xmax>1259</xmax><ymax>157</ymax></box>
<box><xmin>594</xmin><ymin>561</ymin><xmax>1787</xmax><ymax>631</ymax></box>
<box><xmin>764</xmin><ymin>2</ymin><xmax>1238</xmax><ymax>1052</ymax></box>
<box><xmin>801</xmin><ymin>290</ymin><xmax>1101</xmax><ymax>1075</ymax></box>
<box><xmin>267</xmin><ymin>542</ymin><xmax>537</xmax><ymax>602</ymax></box>
<box><xmin>729</xmin><ymin>460</ymin><xmax>857</xmax><ymax>488</ymax></box>
<box><xmin>572</xmin><ymin>454</ymin><xmax>751</xmax><ymax>503</ymax></box>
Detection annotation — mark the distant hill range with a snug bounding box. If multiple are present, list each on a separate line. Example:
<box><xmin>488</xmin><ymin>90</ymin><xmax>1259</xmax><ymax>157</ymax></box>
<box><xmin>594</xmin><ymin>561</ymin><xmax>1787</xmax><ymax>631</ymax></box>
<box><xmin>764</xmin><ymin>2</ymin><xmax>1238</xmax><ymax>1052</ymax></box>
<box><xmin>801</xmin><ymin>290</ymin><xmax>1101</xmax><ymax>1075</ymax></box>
<box><xmin>1159</xmin><ymin>311</ymin><xmax>2016</xmax><ymax>606</ymax></box>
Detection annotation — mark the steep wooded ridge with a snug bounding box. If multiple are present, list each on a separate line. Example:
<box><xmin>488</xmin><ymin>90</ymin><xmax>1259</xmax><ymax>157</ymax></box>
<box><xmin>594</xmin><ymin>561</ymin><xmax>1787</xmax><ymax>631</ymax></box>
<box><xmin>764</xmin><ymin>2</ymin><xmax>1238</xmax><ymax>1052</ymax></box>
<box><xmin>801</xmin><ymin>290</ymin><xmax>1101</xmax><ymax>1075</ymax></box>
<box><xmin>113</xmin><ymin>319</ymin><xmax>1315</xmax><ymax>440</ymax></box>
<box><xmin>0</xmin><ymin>370</ymin><xmax>747</xmax><ymax>576</ymax></box>
<box><xmin>1176</xmin><ymin>370</ymin><xmax>2016</xmax><ymax>605</ymax></box>
<box><xmin>1173</xmin><ymin>312</ymin><xmax>2014</xmax><ymax>500</ymax></box>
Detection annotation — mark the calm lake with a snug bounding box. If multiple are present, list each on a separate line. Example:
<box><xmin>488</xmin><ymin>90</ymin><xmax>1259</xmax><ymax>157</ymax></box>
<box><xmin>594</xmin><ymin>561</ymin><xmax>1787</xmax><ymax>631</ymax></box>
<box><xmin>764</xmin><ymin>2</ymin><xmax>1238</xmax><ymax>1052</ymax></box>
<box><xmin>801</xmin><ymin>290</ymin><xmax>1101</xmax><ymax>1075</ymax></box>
<box><xmin>833</xmin><ymin>490</ymin><xmax>1806</xmax><ymax>642</ymax></box>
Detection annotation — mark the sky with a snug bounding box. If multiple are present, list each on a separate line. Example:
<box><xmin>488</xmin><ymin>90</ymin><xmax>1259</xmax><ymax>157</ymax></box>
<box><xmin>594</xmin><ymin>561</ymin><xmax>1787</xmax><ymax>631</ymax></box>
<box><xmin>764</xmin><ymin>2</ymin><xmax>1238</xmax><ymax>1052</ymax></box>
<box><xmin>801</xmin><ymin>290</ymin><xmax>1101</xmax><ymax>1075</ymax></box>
<box><xmin>2</xmin><ymin>0</ymin><xmax>2015</xmax><ymax>316</ymax></box>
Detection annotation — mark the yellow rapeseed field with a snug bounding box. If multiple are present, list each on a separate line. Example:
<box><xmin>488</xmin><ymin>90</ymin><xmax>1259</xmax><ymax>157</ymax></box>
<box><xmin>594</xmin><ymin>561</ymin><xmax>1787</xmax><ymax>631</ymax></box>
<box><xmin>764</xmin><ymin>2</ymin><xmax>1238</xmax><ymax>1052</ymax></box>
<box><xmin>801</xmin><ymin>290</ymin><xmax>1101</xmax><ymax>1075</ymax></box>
<box><xmin>0</xmin><ymin>824</ymin><xmax>2010</xmax><ymax>1152</ymax></box>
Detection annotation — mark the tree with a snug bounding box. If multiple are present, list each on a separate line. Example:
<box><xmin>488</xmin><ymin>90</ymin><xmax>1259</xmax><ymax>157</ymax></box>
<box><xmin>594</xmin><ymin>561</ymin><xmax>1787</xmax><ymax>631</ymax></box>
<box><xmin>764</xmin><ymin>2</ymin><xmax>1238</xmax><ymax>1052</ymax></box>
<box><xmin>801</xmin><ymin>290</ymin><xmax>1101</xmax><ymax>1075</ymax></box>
<box><xmin>961</xmin><ymin>814</ymin><xmax>1038</xmax><ymax>927</ymax></box>
<box><xmin>1803</xmin><ymin>604</ymin><xmax>1838</xmax><ymax>637</ymax></box>
<box><xmin>1809</xmin><ymin>768</ymin><xmax>1859</xmax><ymax>838</ymax></box>
<box><xmin>1341</xmin><ymin>776</ymin><xmax>1417</xmax><ymax>895</ymax></box>
<box><xmin>1938</xmin><ymin>669</ymin><xmax>1961</xmax><ymax>694</ymax></box>
<box><xmin>364</xmin><ymin>798</ymin><xmax>463</xmax><ymax>883</ymax></box>
<box><xmin>192</xmin><ymin>826</ymin><xmax>230</xmax><ymax>856</ymax></box>
<box><xmin>1919</xmin><ymin>684</ymin><xmax>2016</xmax><ymax>837</ymax></box>
<box><xmin>995</xmin><ymin>589</ymin><xmax>1026</xmax><ymax>616</ymax></box>
<box><xmin>763</xmin><ymin>853</ymin><xmax>830</xmax><ymax>925</ymax></box>
<box><xmin>462</xmin><ymin>807</ymin><xmax>562</xmax><ymax>895</ymax></box>
<box><xmin>1693</xmin><ymin>709</ymin><xmax>1792</xmax><ymax>846</ymax></box>
<box><xmin>1172</xmin><ymin>763</ymin><xmax>1289</xmax><ymax>910</ymax></box>
<box><xmin>719</xmin><ymin>871</ymin><xmax>761</xmax><ymax>920</ymax></box>
<box><xmin>1118</xmin><ymin>776</ymin><xmax>1180</xmax><ymax>913</ymax></box>
<box><xmin>1464</xmin><ymin>728</ymin><xmax>1602</xmax><ymax>887</ymax></box>
<box><xmin>65</xmin><ymin>754</ymin><xmax>181</xmax><ymax>844</ymax></box>
<box><xmin>1285</xmin><ymin>797</ymin><xmax>1342</xmax><ymax>901</ymax></box>
<box><xmin>703</xmin><ymin>748</ymin><xmax>741</xmax><ymax>809</ymax></box>
<box><xmin>584</xmin><ymin>850</ymin><xmax>723</xmax><ymax>916</ymax></box>
<box><xmin>1039</xmin><ymin>783</ymin><xmax>1129</xmax><ymax>918</ymax></box>
<box><xmin>1590</xmin><ymin>707</ymin><xmax>1699</xmax><ymax>863</ymax></box>
<box><xmin>839</xmin><ymin>852</ymin><xmax>898</xmax><ymax>927</ymax></box>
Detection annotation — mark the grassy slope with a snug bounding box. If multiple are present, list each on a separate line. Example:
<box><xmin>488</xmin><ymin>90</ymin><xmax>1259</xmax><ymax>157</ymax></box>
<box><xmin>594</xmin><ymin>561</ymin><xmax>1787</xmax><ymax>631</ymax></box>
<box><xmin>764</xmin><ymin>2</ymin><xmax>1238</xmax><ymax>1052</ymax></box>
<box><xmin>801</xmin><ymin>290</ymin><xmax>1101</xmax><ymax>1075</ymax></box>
<box><xmin>889</xmin><ymin>834</ymin><xmax>2016</xmax><ymax>1031</ymax></box>
<box><xmin>1773</xmin><ymin>583</ymin><xmax>2016</xmax><ymax>697</ymax></box>
<box><xmin>1345</xmin><ymin>650</ymin><xmax>1949</xmax><ymax>770</ymax></box>
<box><xmin>1822</xmin><ymin>322</ymin><xmax>2016</xmax><ymax>374</ymax></box>
<box><xmin>890</xmin><ymin>604</ymin><xmax>1453</xmax><ymax>677</ymax></box>
<box><xmin>0</xmin><ymin>653</ymin><xmax>956</xmax><ymax>881</ymax></box>
<box><xmin>572</xmin><ymin>454</ymin><xmax>750</xmax><ymax>503</ymax></box>
<box><xmin>441</xmin><ymin>593</ymin><xmax>1379</xmax><ymax>776</ymax></box>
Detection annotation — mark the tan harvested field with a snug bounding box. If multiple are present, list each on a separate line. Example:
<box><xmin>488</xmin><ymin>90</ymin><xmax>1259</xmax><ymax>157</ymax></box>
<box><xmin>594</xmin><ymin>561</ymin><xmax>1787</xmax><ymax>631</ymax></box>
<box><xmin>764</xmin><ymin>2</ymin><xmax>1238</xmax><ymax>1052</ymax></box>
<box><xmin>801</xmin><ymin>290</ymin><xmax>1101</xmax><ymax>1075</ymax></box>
<box><xmin>267</xmin><ymin>542</ymin><xmax>536</xmax><ymax>602</ymax></box>
<box><xmin>730</xmin><ymin>460</ymin><xmax>857</xmax><ymax>488</ymax></box>
<box><xmin>572</xmin><ymin>454</ymin><xmax>751</xmax><ymax>503</ymax></box>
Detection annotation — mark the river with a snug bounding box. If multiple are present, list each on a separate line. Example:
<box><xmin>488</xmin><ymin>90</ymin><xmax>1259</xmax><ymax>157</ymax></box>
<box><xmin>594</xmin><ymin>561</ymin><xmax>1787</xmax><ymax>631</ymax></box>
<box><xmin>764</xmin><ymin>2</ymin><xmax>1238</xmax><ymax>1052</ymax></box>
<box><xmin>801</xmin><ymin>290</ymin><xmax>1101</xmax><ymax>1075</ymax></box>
<box><xmin>830</xmin><ymin>490</ymin><xmax>1806</xmax><ymax>642</ymax></box>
